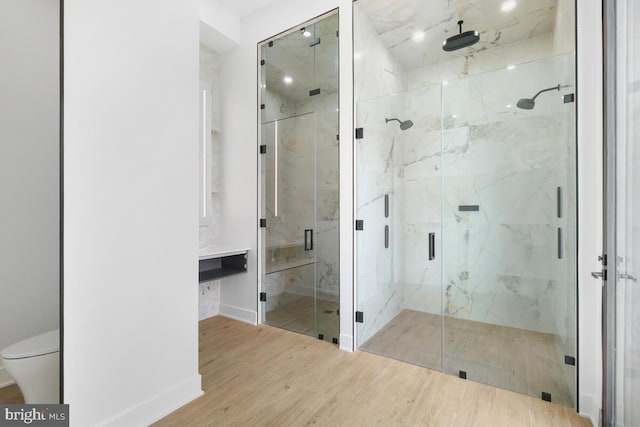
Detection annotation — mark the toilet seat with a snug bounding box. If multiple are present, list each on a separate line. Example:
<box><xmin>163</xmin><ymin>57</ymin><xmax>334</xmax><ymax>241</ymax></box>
<box><xmin>1</xmin><ymin>330</ymin><xmax>59</xmax><ymax>360</ymax></box>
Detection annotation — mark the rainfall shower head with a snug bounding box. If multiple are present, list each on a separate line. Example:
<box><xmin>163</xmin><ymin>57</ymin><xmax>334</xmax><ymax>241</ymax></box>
<box><xmin>516</xmin><ymin>84</ymin><xmax>561</xmax><ymax>110</ymax></box>
<box><xmin>442</xmin><ymin>20</ymin><xmax>479</xmax><ymax>52</ymax></box>
<box><xmin>385</xmin><ymin>118</ymin><xmax>414</xmax><ymax>130</ymax></box>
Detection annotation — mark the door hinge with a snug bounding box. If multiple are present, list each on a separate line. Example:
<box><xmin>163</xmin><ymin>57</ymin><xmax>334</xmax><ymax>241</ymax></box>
<box><xmin>355</xmin><ymin>220</ymin><xmax>364</xmax><ymax>231</ymax></box>
<box><xmin>259</xmin><ymin>144</ymin><xmax>267</xmax><ymax>154</ymax></box>
<box><xmin>355</xmin><ymin>311</ymin><xmax>364</xmax><ymax>323</ymax></box>
<box><xmin>260</xmin><ymin>219</ymin><xmax>267</xmax><ymax>228</ymax></box>
<box><xmin>355</xmin><ymin>128</ymin><xmax>364</xmax><ymax>139</ymax></box>
<box><xmin>259</xmin><ymin>292</ymin><xmax>267</xmax><ymax>302</ymax></box>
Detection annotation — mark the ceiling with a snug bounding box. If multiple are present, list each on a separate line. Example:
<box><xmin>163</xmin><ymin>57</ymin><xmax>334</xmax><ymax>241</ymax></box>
<box><xmin>356</xmin><ymin>0</ymin><xmax>559</xmax><ymax>71</ymax></box>
<box><xmin>262</xmin><ymin>14</ymin><xmax>339</xmax><ymax>104</ymax></box>
<box><xmin>216</xmin><ymin>0</ymin><xmax>275</xmax><ymax>18</ymax></box>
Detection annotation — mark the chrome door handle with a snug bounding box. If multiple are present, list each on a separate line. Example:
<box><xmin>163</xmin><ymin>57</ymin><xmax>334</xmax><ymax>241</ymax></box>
<box><xmin>591</xmin><ymin>271</ymin><xmax>604</xmax><ymax>279</ymax></box>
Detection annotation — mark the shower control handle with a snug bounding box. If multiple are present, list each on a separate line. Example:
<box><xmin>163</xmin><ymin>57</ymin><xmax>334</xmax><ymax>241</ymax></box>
<box><xmin>304</xmin><ymin>229</ymin><xmax>314</xmax><ymax>251</ymax></box>
<box><xmin>428</xmin><ymin>233</ymin><xmax>435</xmax><ymax>261</ymax></box>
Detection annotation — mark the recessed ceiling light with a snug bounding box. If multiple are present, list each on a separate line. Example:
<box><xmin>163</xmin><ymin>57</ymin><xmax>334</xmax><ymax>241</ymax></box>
<box><xmin>452</xmin><ymin>114</ymin><xmax>458</xmax><ymax>118</ymax></box>
<box><xmin>412</xmin><ymin>31</ymin><xmax>425</xmax><ymax>42</ymax></box>
<box><xmin>501</xmin><ymin>0</ymin><xmax>517</xmax><ymax>13</ymax></box>
<box><xmin>506</xmin><ymin>104</ymin><xmax>513</xmax><ymax>108</ymax></box>
<box><xmin>283</xmin><ymin>76</ymin><xmax>293</xmax><ymax>84</ymax></box>
<box><xmin>443</xmin><ymin>80</ymin><xmax>449</xmax><ymax>85</ymax></box>
<box><xmin>302</xmin><ymin>30</ymin><xmax>311</xmax><ymax>37</ymax></box>
<box><xmin>507</xmin><ymin>64</ymin><xmax>516</xmax><ymax>70</ymax></box>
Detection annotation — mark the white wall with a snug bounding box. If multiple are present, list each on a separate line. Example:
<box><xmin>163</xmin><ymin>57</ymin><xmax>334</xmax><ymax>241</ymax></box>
<box><xmin>64</xmin><ymin>1</ymin><xmax>202</xmax><ymax>425</ymax></box>
<box><xmin>577</xmin><ymin>0</ymin><xmax>604</xmax><ymax>423</ymax></box>
<box><xmin>199</xmin><ymin>0</ymin><xmax>241</xmax><ymax>53</ymax></box>
<box><xmin>0</xmin><ymin>0</ymin><xmax>59</xmax><ymax>386</ymax></box>
<box><xmin>217</xmin><ymin>0</ymin><xmax>355</xmax><ymax>350</ymax></box>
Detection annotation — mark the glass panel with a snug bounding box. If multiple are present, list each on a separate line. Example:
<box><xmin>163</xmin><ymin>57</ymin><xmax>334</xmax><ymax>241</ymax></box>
<box><xmin>310</xmin><ymin>14</ymin><xmax>341</xmax><ymax>343</ymax></box>
<box><xmin>263</xmin><ymin>113</ymin><xmax>317</xmax><ymax>337</ymax></box>
<box><xmin>356</xmin><ymin>87</ymin><xmax>443</xmax><ymax>370</ymax></box>
<box><xmin>441</xmin><ymin>54</ymin><xmax>577</xmax><ymax>406</ymax></box>
<box><xmin>617</xmin><ymin>0</ymin><xmax>640</xmax><ymax>423</ymax></box>
<box><xmin>259</xmin><ymin>11</ymin><xmax>339</xmax><ymax>344</ymax></box>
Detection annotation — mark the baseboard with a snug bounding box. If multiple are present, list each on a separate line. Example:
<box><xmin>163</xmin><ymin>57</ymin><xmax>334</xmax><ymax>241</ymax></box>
<box><xmin>99</xmin><ymin>374</ymin><xmax>202</xmax><ymax>427</ymax></box>
<box><xmin>0</xmin><ymin>365</ymin><xmax>15</xmax><ymax>388</ymax></box>
<box><xmin>339</xmin><ymin>333</ymin><xmax>353</xmax><ymax>352</ymax></box>
<box><xmin>579</xmin><ymin>392</ymin><xmax>599</xmax><ymax>426</ymax></box>
<box><xmin>219</xmin><ymin>304</ymin><xmax>257</xmax><ymax>325</ymax></box>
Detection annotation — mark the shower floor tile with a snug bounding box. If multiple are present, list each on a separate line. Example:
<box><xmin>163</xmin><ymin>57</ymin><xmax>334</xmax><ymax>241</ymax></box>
<box><xmin>266</xmin><ymin>294</ymin><xmax>339</xmax><ymax>344</ymax></box>
<box><xmin>360</xmin><ymin>309</ymin><xmax>575</xmax><ymax>407</ymax></box>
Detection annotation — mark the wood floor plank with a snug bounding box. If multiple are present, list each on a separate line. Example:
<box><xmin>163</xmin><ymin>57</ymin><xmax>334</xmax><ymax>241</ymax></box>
<box><xmin>0</xmin><ymin>384</ymin><xmax>24</xmax><ymax>404</ymax></box>
<box><xmin>154</xmin><ymin>316</ymin><xmax>592</xmax><ymax>427</ymax></box>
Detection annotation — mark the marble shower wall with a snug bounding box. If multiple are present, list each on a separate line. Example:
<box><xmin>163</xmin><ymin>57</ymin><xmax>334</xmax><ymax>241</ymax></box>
<box><xmin>297</xmin><ymin>92</ymin><xmax>340</xmax><ymax>298</ymax></box>
<box><xmin>262</xmin><ymin>89</ymin><xmax>339</xmax><ymax>300</ymax></box>
<box><xmin>393</xmin><ymin>53</ymin><xmax>577</xmax><ymax>339</ymax></box>
<box><xmin>354</xmin><ymin>3</ymin><xmax>408</xmax><ymax>345</ymax></box>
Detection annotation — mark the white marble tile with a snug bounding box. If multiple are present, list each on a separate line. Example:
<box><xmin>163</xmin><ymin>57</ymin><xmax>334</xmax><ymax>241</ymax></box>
<box><xmin>357</xmin><ymin>0</ymin><xmax>568</xmax><ymax>73</ymax></box>
<box><xmin>354</xmin><ymin>3</ymin><xmax>407</xmax><ymax>101</ymax></box>
<box><xmin>199</xmin><ymin>280</ymin><xmax>220</xmax><ymax>320</ymax></box>
<box><xmin>355</xmin><ymin>49</ymin><xmax>576</xmax><ymax>339</ymax></box>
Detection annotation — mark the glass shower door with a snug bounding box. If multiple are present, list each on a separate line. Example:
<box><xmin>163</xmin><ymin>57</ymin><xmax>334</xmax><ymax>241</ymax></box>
<box><xmin>355</xmin><ymin>87</ymin><xmax>443</xmax><ymax>370</ymax></box>
<box><xmin>262</xmin><ymin>113</ymin><xmax>318</xmax><ymax>337</ymax></box>
<box><xmin>441</xmin><ymin>55</ymin><xmax>577</xmax><ymax>407</ymax></box>
<box><xmin>258</xmin><ymin>11</ymin><xmax>340</xmax><ymax>343</ymax></box>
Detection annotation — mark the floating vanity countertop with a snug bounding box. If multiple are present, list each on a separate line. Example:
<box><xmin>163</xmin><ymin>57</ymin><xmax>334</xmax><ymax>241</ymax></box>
<box><xmin>199</xmin><ymin>247</ymin><xmax>249</xmax><ymax>260</ymax></box>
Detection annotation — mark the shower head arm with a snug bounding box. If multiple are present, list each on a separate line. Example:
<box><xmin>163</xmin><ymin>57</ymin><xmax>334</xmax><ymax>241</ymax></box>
<box><xmin>531</xmin><ymin>84</ymin><xmax>561</xmax><ymax>101</ymax></box>
<box><xmin>385</xmin><ymin>118</ymin><xmax>402</xmax><ymax>124</ymax></box>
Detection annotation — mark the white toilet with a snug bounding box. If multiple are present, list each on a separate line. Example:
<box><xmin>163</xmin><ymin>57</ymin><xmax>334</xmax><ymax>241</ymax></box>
<box><xmin>1</xmin><ymin>330</ymin><xmax>59</xmax><ymax>403</ymax></box>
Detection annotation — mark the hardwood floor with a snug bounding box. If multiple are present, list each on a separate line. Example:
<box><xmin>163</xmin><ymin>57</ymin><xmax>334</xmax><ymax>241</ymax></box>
<box><xmin>0</xmin><ymin>383</ymin><xmax>24</xmax><ymax>404</ymax></box>
<box><xmin>154</xmin><ymin>316</ymin><xmax>592</xmax><ymax>427</ymax></box>
<box><xmin>361</xmin><ymin>310</ymin><xmax>575</xmax><ymax>406</ymax></box>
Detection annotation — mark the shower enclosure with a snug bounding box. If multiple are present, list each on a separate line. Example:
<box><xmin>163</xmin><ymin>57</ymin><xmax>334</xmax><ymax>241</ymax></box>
<box><xmin>258</xmin><ymin>11</ymin><xmax>340</xmax><ymax>343</ymax></box>
<box><xmin>354</xmin><ymin>0</ymin><xmax>577</xmax><ymax>406</ymax></box>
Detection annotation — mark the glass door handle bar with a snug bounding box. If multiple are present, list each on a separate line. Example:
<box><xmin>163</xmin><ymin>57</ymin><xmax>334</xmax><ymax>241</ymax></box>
<box><xmin>384</xmin><ymin>225</ymin><xmax>389</xmax><ymax>249</ymax></box>
<box><xmin>557</xmin><ymin>227</ymin><xmax>563</xmax><ymax>259</ymax></box>
<box><xmin>304</xmin><ymin>229</ymin><xmax>314</xmax><ymax>251</ymax></box>
<box><xmin>384</xmin><ymin>194</ymin><xmax>389</xmax><ymax>218</ymax></box>
<box><xmin>428</xmin><ymin>233</ymin><xmax>435</xmax><ymax>260</ymax></box>
<box><xmin>557</xmin><ymin>187</ymin><xmax>563</xmax><ymax>218</ymax></box>
<box><xmin>591</xmin><ymin>271</ymin><xmax>605</xmax><ymax>279</ymax></box>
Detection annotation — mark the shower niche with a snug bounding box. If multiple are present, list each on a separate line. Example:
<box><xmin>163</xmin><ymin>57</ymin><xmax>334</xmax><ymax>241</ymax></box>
<box><xmin>257</xmin><ymin>11</ymin><xmax>340</xmax><ymax>344</ymax></box>
<box><xmin>354</xmin><ymin>0</ymin><xmax>577</xmax><ymax>408</ymax></box>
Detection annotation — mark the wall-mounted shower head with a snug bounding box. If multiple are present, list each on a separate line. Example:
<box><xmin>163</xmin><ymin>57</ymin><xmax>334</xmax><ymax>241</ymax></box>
<box><xmin>442</xmin><ymin>20</ymin><xmax>479</xmax><ymax>52</ymax></box>
<box><xmin>385</xmin><ymin>117</ymin><xmax>414</xmax><ymax>130</ymax></box>
<box><xmin>516</xmin><ymin>84</ymin><xmax>561</xmax><ymax>110</ymax></box>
